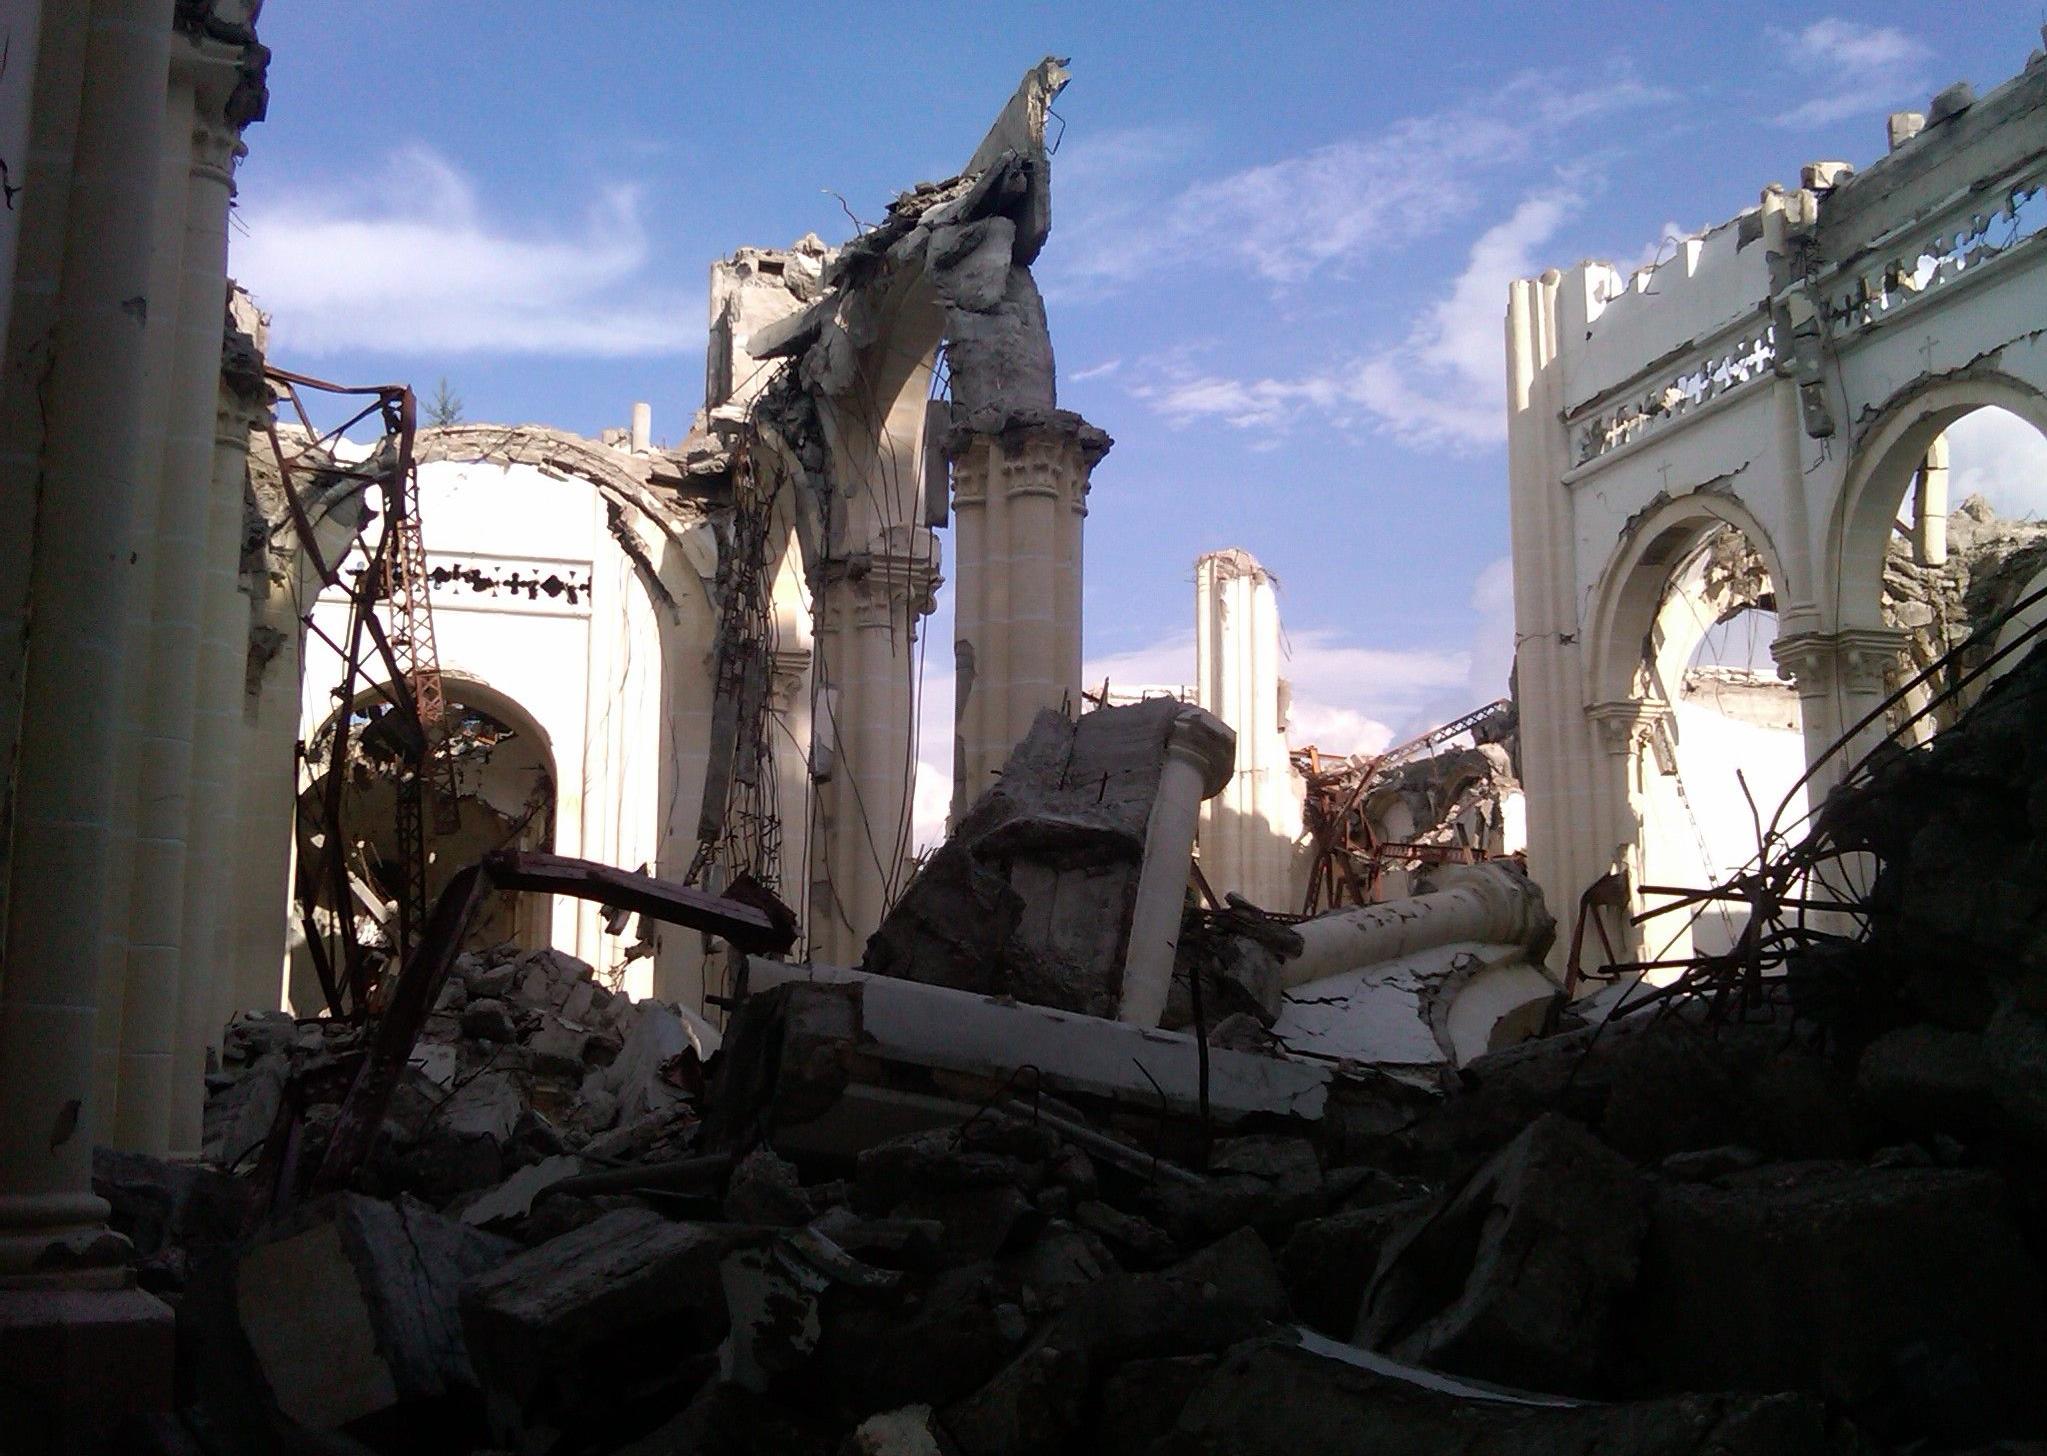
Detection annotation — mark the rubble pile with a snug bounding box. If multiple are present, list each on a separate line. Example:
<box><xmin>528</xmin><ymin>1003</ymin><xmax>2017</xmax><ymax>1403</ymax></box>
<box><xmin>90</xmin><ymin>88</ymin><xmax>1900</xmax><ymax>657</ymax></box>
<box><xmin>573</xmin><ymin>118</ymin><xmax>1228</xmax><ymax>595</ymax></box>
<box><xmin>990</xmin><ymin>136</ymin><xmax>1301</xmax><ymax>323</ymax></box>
<box><xmin>1883</xmin><ymin>494</ymin><xmax>2047</xmax><ymax>736</ymax></box>
<box><xmin>98</xmin><ymin>672</ymin><xmax>2047</xmax><ymax>1455</ymax></box>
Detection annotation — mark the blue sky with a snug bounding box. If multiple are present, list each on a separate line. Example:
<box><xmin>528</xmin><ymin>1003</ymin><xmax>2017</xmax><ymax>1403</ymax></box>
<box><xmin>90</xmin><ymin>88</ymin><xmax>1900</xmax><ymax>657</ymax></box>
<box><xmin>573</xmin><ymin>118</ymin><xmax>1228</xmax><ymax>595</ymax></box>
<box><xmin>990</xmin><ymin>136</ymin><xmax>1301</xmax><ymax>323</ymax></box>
<box><xmin>233</xmin><ymin>2</ymin><xmax>2047</xmax><ymax>773</ymax></box>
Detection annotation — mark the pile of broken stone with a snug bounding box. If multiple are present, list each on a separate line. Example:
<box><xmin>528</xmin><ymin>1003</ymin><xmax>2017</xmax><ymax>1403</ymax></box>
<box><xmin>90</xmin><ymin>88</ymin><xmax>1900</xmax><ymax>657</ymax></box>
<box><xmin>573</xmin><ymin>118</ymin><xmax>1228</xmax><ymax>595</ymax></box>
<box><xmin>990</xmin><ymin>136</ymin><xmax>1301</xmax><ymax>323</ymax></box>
<box><xmin>103</xmin><ymin>667</ymin><xmax>2047</xmax><ymax>1455</ymax></box>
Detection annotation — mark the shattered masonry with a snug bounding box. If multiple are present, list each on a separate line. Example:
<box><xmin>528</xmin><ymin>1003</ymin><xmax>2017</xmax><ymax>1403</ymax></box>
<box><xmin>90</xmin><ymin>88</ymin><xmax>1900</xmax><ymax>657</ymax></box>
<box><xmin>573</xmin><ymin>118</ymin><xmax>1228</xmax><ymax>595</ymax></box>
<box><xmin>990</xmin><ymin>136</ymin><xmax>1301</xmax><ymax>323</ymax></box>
<box><xmin>4</xmin><ymin>16</ymin><xmax>2047</xmax><ymax>1456</ymax></box>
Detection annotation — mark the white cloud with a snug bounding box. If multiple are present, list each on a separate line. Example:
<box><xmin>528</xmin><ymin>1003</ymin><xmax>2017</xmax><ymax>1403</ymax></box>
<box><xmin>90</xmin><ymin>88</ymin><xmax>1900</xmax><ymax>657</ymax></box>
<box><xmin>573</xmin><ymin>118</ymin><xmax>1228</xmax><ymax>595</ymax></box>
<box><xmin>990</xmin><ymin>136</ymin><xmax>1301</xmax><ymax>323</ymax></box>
<box><xmin>1945</xmin><ymin>407</ymin><xmax>2047</xmax><ymax>520</ymax></box>
<box><xmin>1070</xmin><ymin>358</ymin><xmax>1124</xmax><ymax>382</ymax></box>
<box><xmin>1770</xmin><ymin>19</ymin><xmax>1928</xmax><ymax>128</ymax></box>
<box><xmin>1080</xmin><ymin>624</ymin><xmax>1468</xmax><ymax>758</ymax></box>
<box><xmin>234</xmin><ymin>145</ymin><xmax>698</xmax><ymax>358</ymax></box>
<box><xmin>1134</xmin><ymin>191</ymin><xmax>1571</xmax><ymax>450</ymax></box>
<box><xmin>1051</xmin><ymin>75</ymin><xmax>1656</xmax><ymax>296</ymax></box>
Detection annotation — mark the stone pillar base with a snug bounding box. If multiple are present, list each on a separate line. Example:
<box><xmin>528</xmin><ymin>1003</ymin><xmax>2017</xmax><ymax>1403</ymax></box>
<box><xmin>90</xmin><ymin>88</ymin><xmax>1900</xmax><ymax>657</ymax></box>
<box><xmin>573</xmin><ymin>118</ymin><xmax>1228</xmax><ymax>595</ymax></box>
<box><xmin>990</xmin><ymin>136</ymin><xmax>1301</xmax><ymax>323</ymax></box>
<box><xmin>0</xmin><ymin>1285</ymin><xmax>175</xmax><ymax>1453</ymax></box>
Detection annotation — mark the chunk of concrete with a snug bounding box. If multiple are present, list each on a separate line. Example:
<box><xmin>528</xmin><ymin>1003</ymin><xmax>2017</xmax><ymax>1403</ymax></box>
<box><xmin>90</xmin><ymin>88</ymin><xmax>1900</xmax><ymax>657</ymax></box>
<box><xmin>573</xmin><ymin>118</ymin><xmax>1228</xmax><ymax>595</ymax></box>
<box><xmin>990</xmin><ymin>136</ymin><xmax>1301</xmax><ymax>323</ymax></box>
<box><xmin>1357</xmin><ymin>1113</ymin><xmax>1646</xmax><ymax>1395</ymax></box>
<box><xmin>234</xmin><ymin>1194</ymin><xmax>514</xmax><ymax>1430</ymax></box>
<box><xmin>459</xmin><ymin>1208</ymin><xmax>746</xmax><ymax>1435</ymax></box>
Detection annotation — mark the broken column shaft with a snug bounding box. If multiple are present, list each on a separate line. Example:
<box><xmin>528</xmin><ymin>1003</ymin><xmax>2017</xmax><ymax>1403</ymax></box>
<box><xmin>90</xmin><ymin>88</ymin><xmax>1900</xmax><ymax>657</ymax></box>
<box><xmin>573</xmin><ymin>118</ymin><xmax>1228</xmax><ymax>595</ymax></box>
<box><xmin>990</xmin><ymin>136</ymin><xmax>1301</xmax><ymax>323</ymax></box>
<box><xmin>1118</xmin><ymin>705</ymin><xmax>1236</xmax><ymax>1026</ymax></box>
<box><xmin>1280</xmin><ymin>863</ymin><xmax>1550</xmax><ymax>991</ymax></box>
<box><xmin>948</xmin><ymin>414</ymin><xmax>1109</xmax><ymax>820</ymax></box>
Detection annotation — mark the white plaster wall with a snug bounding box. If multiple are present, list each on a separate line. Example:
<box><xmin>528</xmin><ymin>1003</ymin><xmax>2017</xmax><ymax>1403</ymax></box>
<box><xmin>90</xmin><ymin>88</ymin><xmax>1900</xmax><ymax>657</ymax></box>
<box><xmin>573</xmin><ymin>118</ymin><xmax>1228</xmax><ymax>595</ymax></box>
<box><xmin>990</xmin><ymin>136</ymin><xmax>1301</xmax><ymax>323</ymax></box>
<box><xmin>297</xmin><ymin>455</ymin><xmax>704</xmax><ymax>998</ymax></box>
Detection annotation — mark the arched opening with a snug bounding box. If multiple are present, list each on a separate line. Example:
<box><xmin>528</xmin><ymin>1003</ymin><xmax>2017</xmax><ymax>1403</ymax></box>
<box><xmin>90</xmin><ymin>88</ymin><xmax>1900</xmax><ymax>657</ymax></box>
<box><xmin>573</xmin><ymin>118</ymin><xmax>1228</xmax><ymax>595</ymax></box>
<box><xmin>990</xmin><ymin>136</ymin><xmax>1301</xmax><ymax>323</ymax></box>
<box><xmin>1633</xmin><ymin>527</ymin><xmax>1809</xmax><ymax>958</ymax></box>
<box><xmin>1831</xmin><ymin>387</ymin><xmax>2047</xmax><ymax>765</ymax></box>
<box><xmin>295</xmin><ymin>678</ymin><xmax>557</xmax><ymax>970</ymax></box>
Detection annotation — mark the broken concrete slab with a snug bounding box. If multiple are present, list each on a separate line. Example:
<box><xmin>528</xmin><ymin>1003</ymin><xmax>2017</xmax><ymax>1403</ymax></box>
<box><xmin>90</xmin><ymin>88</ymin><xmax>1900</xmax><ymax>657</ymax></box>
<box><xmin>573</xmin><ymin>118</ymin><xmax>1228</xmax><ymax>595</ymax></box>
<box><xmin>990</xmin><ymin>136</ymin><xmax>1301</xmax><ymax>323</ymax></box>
<box><xmin>234</xmin><ymin>1193</ymin><xmax>514</xmax><ymax>1431</ymax></box>
<box><xmin>460</xmin><ymin>1207</ymin><xmax>749</xmax><ymax>1437</ymax></box>
<box><xmin>1358</xmin><ymin>1113</ymin><xmax>1646</xmax><ymax>1395</ymax></box>
<box><xmin>735</xmin><ymin>963</ymin><xmax>1331</xmax><ymax>1137</ymax></box>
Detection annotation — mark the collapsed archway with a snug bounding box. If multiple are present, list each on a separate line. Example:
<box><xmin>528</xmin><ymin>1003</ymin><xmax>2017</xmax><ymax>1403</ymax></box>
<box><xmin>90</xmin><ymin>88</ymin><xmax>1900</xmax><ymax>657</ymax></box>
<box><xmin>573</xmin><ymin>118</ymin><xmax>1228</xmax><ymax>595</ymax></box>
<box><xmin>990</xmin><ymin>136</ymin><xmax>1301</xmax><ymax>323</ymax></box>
<box><xmin>295</xmin><ymin>680</ymin><xmax>557</xmax><ymax>968</ymax></box>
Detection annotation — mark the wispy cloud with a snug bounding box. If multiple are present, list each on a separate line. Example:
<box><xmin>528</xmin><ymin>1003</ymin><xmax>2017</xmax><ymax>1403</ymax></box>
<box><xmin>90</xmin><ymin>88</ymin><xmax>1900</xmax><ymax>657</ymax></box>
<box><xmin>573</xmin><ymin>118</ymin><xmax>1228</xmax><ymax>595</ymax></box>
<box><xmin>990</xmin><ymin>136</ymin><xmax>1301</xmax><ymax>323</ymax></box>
<box><xmin>1050</xmin><ymin>74</ymin><xmax>1657</xmax><ymax>297</ymax></box>
<box><xmin>1080</xmin><ymin>624</ymin><xmax>1471</xmax><ymax>758</ymax></box>
<box><xmin>234</xmin><ymin>145</ymin><xmax>698</xmax><ymax>358</ymax></box>
<box><xmin>1070</xmin><ymin>358</ymin><xmax>1124</xmax><ymax>382</ymax></box>
<box><xmin>1770</xmin><ymin>19</ymin><xmax>1928</xmax><ymax>127</ymax></box>
<box><xmin>1133</xmin><ymin>191</ymin><xmax>1571</xmax><ymax>450</ymax></box>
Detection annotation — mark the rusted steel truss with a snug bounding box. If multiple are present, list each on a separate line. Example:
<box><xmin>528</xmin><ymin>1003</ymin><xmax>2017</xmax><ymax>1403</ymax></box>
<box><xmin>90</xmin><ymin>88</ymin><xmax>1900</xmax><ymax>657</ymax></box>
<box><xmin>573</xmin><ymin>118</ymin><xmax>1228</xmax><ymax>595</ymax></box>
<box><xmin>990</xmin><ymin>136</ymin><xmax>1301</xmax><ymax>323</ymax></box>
<box><xmin>1293</xmin><ymin>698</ymin><xmax>1512</xmax><ymax>915</ymax></box>
<box><xmin>269</xmin><ymin>366</ymin><xmax>455</xmax><ymax>1016</ymax></box>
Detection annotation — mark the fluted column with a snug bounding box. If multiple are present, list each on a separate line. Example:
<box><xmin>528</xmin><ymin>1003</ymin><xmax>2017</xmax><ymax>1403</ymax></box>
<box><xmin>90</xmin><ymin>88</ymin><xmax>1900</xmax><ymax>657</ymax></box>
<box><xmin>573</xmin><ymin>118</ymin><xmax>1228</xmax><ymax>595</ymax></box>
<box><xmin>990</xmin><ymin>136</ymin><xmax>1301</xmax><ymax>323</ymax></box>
<box><xmin>113</xmin><ymin>83</ymin><xmax>241</xmax><ymax>1155</ymax></box>
<box><xmin>808</xmin><ymin>535</ymin><xmax>940</xmax><ymax>963</ymax></box>
<box><xmin>191</xmin><ymin>370</ymin><xmax>265</xmax><ymax>1104</ymax></box>
<box><xmin>1194</xmin><ymin>548</ymin><xmax>1301</xmax><ymax>912</ymax></box>
<box><xmin>948</xmin><ymin>414</ymin><xmax>1109</xmax><ymax>820</ymax></box>
<box><xmin>94</xmin><ymin>71</ymin><xmax>195</xmax><ymax>1125</ymax></box>
<box><xmin>0</xmin><ymin>0</ymin><xmax>173</xmax><ymax>1279</ymax></box>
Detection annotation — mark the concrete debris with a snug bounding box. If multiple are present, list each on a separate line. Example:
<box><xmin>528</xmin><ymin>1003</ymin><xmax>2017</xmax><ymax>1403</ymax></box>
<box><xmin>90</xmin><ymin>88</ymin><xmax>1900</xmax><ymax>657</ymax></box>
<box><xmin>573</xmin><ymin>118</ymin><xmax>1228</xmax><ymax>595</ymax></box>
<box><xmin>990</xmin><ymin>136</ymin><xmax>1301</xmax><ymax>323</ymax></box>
<box><xmin>864</xmin><ymin>697</ymin><xmax>1199</xmax><ymax>1019</ymax></box>
<box><xmin>132</xmin><ymin>604</ymin><xmax>2047</xmax><ymax>1456</ymax></box>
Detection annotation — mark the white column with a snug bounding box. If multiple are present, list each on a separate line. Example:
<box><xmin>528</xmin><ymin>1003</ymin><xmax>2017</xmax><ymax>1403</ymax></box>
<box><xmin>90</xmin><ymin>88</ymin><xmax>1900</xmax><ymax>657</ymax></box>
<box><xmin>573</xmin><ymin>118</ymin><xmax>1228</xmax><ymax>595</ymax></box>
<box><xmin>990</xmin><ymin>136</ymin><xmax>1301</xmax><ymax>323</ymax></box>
<box><xmin>114</xmin><ymin>89</ymin><xmax>239</xmax><ymax>1155</ymax></box>
<box><xmin>1117</xmin><ymin>705</ymin><xmax>1235</xmax><ymax>1027</ymax></box>
<box><xmin>229</xmin><ymin>553</ymin><xmax>303</xmax><ymax>1016</ymax></box>
<box><xmin>94</xmin><ymin>71</ymin><xmax>194</xmax><ymax>1126</ymax></box>
<box><xmin>948</xmin><ymin>417</ymin><xmax>1108</xmax><ymax>820</ymax></box>
<box><xmin>1194</xmin><ymin>548</ymin><xmax>1302</xmax><ymax>912</ymax></box>
<box><xmin>190</xmin><ymin>380</ymin><xmax>260</xmax><ymax>1091</ymax></box>
<box><xmin>0</xmin><ymin>0</ymin><xmax>172</xmax><ymax>1278</ymax></box>
<box><xmin>1913</xmin><ymin>434</ymin><xmax>1949</xmax><ymax>568</ymax></box>
<box><xmin>809</xmin><ymin>540</ymin><xmax>939</xmax><ymax>964</ymax></box>
<box><xmin>1283</xmin><ymin>863</ymin><xmax>1549</xmax><ymax>989</ymax></box>
<box><xmin>0</xmin><ymin>0</ymin><xmax>86</xmax><ymax>956</ymax></box>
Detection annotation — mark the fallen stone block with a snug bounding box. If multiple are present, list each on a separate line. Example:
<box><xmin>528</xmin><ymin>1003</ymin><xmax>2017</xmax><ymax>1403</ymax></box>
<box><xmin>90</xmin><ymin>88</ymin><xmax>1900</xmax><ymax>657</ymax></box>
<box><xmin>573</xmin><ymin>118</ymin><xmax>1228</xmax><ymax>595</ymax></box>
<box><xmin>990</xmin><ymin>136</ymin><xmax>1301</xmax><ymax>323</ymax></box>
<box><xmin>234</xmin><ymin>1193</ymin><xmax>513</xmax><ymax>1431</ymax></box>
<box><xmin>1357</xmin><ymin>1112</ymin><xmax>1645</xmax><ymax>1395</ymax></box>
<box><xmin>1279</xmin><ymin>1195</ymin><xmax>1433</xmax><ymax>1338</ymax></box>
<box><xmin>459</xmin><ymin>1207</ymin><xmax>748</xmax><ymax>1437</ymax></box>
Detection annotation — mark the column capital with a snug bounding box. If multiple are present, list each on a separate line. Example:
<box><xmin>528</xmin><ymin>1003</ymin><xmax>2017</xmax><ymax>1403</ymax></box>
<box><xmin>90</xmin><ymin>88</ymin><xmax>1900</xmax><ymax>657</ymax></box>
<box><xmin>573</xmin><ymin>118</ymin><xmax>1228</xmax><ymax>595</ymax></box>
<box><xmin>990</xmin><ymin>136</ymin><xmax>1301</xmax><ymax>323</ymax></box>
<box><xmin>1771</xmin><ymin>627</ymin><xmax>1909</xmax><ymax>695</ymax></box>
<box><xmin>1165</xmin><ymin>704</ymin><xmax>1238</xmax><ymax>800</ymax></box>
<box><xmin>1586</xmin><ymin>699</ymin><xmax>1675</xmax><ymax>763</ymax></box>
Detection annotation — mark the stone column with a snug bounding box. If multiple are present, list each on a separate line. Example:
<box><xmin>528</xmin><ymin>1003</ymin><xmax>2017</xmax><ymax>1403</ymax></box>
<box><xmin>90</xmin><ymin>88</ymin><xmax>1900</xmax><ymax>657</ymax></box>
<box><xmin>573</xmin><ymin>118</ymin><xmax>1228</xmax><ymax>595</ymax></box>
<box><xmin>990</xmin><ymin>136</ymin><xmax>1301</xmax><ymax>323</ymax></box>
<box><xmin>1194</xmin><ymin>547</ymin><xmax>1302</xmax><ymax>912</ymax></box>
<box><xmin>1585</xmin><ymin>699</ymin><xmax>1675</xmax><ymax>958</ymax></box>
<box><xmin>1773</xmin><ymin>627</ymin><xmax>1910</xmax><ymax>794</ymax></box>
<box><xmin>113</xmin><ymin>89</ymin><xmax>241</xmax><ymax>1155</ymax></box>
<box><xmin>191</xmin><ymin>375</ymin><xmax>263</xmax><ymax>1093</ymax></box>
<box><xmin>0</xmin><ymin>0</ymin><xmax>173</xmax><ymax>1279</ymax></box>
<box><xmin>1913</xmin><ymin>434</ymin><xmax>1949</xmax><ymax>568</ymax></box>
<box><xmin>807</xmin><ymin>535</ymin><xmax>939</xmax><ymax>964</ymax></box>
<box><xmin>948</xmin><ymin>414</ymin><xmax>1109</xmax><ymax>821</ymax></box>
<box><xmin>1117</xmin><ymin>705</ymin><xmax>1235</xmax><ymax>1028</ymax></box>
<box><xmin>94</xmin><ymin>71</ymin><xmax>195</xmax><ymax>1125</ymax></box>
<box><xmin>768</xmin><ymin>644</ymin><xmax>813</xmax><ymax>939</ymax></box>
<box><xmin>1283</xmin><ymin>862</ymin><xmax>1548</xmax><ymax>989</ymax></box>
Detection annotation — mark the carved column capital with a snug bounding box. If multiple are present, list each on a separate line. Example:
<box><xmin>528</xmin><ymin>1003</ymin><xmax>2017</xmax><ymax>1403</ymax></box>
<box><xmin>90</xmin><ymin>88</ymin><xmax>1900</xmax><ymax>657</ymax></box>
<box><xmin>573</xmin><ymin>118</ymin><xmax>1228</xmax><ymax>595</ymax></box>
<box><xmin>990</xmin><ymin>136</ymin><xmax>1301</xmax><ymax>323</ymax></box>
<box><xmin>1587</xmin><ymin>699</ymin><xmax>1675</xmax><ymax>765</ymax></box>
<box><xmin>948</xmin><ymin>409</ymin><xmax>1113</xmax><ymax>517</ymax></box>
<box><xmin>1771</xmin><ymin>627</ymin><xmax>1909</xmax><ymax>696</ymax></box>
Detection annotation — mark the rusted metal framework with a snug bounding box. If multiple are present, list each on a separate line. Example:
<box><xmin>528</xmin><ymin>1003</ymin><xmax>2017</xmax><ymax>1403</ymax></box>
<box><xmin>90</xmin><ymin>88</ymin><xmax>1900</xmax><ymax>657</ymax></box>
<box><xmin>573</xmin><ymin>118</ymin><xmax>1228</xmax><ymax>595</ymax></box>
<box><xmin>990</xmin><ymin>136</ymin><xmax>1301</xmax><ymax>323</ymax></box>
<box><xmin>1570</xmin><ymin>580</ymin><xmax>2047</xmax><ymax>1027</ymax></box>
<box><xmin>268</xmin><ymin>366</ymin><xmax>453</xmax><ymax>1016</ymax></box>
<box><xmin>688</xmin><ymin>445</ymin><xmax>782</xmax><ymax>895</ymax></box>
<box><xmin>1294</xmin><ymin>698</ymin><xmax>1513</xmax><ymax>915</ymax></box>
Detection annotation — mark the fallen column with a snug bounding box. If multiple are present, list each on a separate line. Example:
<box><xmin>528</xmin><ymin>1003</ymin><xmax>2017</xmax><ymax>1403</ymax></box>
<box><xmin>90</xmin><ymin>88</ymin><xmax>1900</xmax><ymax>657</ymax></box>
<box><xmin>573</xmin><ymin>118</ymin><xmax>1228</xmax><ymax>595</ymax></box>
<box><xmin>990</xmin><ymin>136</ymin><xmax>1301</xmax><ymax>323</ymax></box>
<box><xmin>1281</xmin><ymin>862</ymin><xmax>1551</xmax><ymax>990</ymax></box>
